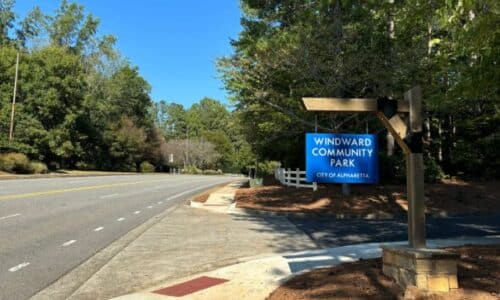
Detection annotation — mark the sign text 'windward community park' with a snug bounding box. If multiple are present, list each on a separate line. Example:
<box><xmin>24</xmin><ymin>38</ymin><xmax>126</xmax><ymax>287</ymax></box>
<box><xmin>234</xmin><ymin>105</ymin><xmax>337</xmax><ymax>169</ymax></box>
<box><xmin>306</xmin><ymin>133</ymin><xmax>379</xmax><ymax>184</ymax></box>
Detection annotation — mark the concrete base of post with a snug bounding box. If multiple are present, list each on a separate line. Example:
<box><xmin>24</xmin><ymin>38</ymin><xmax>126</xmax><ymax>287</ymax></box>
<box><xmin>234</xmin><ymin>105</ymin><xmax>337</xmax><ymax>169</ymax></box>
<box><xmin>382</xmin><ymin>246</ymin><xmax>459</xmax><ymax>292</ymax></box>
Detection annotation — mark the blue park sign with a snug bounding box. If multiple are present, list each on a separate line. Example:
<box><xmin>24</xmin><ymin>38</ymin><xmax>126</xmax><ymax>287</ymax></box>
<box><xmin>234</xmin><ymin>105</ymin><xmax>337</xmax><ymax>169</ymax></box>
<box><xmin>305</xmin><ymin>133</ymin><xmax>379</xmax><ymax>184</ymax></box>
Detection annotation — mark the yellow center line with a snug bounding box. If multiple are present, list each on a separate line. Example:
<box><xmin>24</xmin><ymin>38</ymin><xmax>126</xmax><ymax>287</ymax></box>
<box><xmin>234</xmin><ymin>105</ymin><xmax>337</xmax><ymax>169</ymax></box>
<box><xmin>0</xmin><ymin>178</ymin><xmax>172</xmax><ymax>200</ymax></box>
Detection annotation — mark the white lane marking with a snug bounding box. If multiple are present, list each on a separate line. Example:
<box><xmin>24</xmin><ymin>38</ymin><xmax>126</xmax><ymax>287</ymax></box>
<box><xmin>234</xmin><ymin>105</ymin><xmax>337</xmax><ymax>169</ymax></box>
<box><xmin>147</xmin><ymin>205</ymin><xmax>153</xmax><ymax>209</ymax></box>
<box><xmin>158</xmin><ymin>201</ymin><xmax>163</xmax><ymax>204</ymax></box>
<box><xmin>9</xmin><ymin>262</ymin><xmax>30</xmax><ymax>272</ymax></box>
<box><xmin>0</xmin><ymin>213</ymin><xmax>21</xmax><ymax>221</ymax></box>
<box><xmin>62</xmin><ymin>240</ymin><xmax>76</xmax><ymax>247</ymax></box>
<box><xmin>100</xmin><ymin>193</ymin><xmax>119</xmax><ymax>199</ymax></box>
<box><xmin>94</xmin><ymin>227</ymin><xmax>104</xmax><ymax>232</ymax></box>
<box><xmin>117</xmin><ymin>217</ymin><xmax>125</xmax><ymax>222</ymax></box>
<box><xmin>134</xmin><ymin>210</ymin><xmax>141</xmax><ymax>214</ymax></box>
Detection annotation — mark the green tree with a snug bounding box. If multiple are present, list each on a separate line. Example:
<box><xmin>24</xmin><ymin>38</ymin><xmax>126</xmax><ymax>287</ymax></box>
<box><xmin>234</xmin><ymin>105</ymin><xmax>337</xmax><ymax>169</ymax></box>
<box><xmin>16</xmin><ymin>6</ymin><xmax>46</xmax><ymax>48</ymax></box>
<box><xmin>0</xmin><ymin>0</ymin><xmax>15</xmax><ymax>45</ymax></box>
<box><xmin>154</xmin><ymin>101</ymin><xmax>187</xmax><ymax>139</ymax></box>
<box><xmin>105</xmin><ymin>117</ymin><xmax>147</xmax><ymax>171</ymax></box>
<box><xmin>21</xmin><ymin>46</ymin><xmax>86</xmax><ymax>165</ymax></box>
<box><xmin>107</xmin><ymin>65</ymin><xmax>152</xmax><ymax>127</ymax></box>
<box><xmin>48</xmin><ymin>0</ymin><xmax>98</xmax><ymax>52</ymax></box>
<box><xmin>219</xmin><ymin>0</ymin><xmax>499</xmax><ymax>179</ymax></box>
<box><xmin>186</xmin><ymin>97</ymin><xmax>230</xmax><ymax>135</ymax></box>
<box><xmin>0</xmin><ymin>1</ymin><xmax>162</xmax><ymax>173</ymax></box>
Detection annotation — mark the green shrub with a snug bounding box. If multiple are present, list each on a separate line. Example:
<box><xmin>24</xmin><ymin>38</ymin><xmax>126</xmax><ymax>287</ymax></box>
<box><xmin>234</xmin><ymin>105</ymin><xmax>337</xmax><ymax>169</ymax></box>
<box><xmin>30</xmin><ymin>161</ymin><xmax>48</xmax><ymax>174</ymax></box>
<box><xmin>0</xmin><ymin>153</ymin><xmax>33</xmax><ymax>174</ymax></box>
<box><xmin>202</xmin><ymin>169</ymin><xmax>224</xmax><ymax>175</ymax></box>
<box><xmin>75</xmin><ymin>161</ymin><xmax>97</xmax><ymax>171</ymax></box>
<box><xmin>140</xmin><ymin>161</ymin><xmax>155</xmax><ymax>173</ymax></box>
<box><xmin>182</xmin><ymin>165</ymin><xmax>202</xmax><ymax>174</ymax></box>
<box><xmin>256</xmin><ymin>160</ymin><xmax>281</xmax><ymax>177</ymax></box>
<box><xmin>48</xmin><ymin>161</ymin><xmax>60</xmax><ymax>171</ymax></box>
<box><xmin>424</xmin><ymin>157</ymin><xmax>445</xmax><ymax>183</ymax></box>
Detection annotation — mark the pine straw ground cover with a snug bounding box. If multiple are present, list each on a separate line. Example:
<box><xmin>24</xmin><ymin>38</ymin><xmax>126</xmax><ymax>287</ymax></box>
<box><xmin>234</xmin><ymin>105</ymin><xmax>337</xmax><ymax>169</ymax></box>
<box><xmin>235</xmin><ymin>179</ymin><xmax>499</xmax><ymax>217</ymax></box>
<box><xmin>267</xmin><ymin>244</ymin><xmax>500</xmax><ymax>300</ymax></box>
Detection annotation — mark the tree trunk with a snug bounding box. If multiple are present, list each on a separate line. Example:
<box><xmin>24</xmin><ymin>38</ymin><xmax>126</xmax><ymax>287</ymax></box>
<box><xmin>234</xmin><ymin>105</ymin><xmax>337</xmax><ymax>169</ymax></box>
<box><xmin>438</xmin><ymin>118</ymin><xmax>443</xmax><ymax>162</ymax></box>
<box><xmin>425</xmin><ymin>115</ymin><xmax>431</xmax><ymax>158</ymax></box>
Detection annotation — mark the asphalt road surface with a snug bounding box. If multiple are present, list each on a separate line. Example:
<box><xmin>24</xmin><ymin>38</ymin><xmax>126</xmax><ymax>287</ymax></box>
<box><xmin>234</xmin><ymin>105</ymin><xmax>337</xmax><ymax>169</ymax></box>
<box><xmin>0</xmin><ymin>174</ymin><xmax>235</xmax><ymax>300</ymax></box>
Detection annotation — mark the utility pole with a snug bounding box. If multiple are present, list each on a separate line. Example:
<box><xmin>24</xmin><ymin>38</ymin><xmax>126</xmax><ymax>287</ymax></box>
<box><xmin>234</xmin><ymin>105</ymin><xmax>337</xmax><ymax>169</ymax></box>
<box><xmin>185</xmin><ymin>126</ymin><xmax>189</xmax><ymax>168</ymax></box>
<box><xmin>9</xmin><ymin>52</ymin><xmax>20</xmax><ymax>143</ymax></box>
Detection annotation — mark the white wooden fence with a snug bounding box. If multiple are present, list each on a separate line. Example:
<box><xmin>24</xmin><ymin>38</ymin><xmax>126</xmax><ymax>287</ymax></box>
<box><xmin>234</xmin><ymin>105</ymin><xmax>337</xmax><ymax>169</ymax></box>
<box><xmin>275</xmin><ymin>168</ymin><xmax>317</xmax><ymax>191</ymax></box>
<box><xmin>170</xmin><ymin>168</ymin><xmax>181</xmax><ymax>174</ymax></box>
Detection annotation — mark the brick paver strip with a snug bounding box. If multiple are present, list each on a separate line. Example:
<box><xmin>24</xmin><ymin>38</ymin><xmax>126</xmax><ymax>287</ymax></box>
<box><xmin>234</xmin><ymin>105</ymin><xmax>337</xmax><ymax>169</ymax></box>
<box><xmin>153</xmin><ymin>276</ymin><xmax>229</xmax><ymax>297</ymax></box>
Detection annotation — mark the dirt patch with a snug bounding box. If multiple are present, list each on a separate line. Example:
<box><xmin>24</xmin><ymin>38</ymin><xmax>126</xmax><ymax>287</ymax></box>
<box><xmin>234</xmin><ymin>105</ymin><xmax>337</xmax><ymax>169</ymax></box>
<box><xmin>235</xmin><ymin>180</ymin><xmax>499</xmax><ymax>216</ymax></box>
<box><xmin>267</xmin><ymin>244</ymin><xmax>500</xmax><ymax>300</ymax></box>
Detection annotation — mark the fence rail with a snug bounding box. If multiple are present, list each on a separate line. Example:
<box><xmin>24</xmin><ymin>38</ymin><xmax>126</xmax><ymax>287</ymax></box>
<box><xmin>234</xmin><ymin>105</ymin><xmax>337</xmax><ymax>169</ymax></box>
<box><xmin>169</xmin><ymin>168</ymin><xmax>181</xmax><ymax>174</ymax></box>
<box><xmin>275</xmin><ymin>168</ymin><xmax>317</xmax><ymax>191</ymax></box>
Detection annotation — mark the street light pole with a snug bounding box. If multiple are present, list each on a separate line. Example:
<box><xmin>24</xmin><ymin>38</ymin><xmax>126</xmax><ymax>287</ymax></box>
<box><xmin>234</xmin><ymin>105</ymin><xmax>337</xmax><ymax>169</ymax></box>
<box><xmin>9</xmin><ymin>51</ymin><xmax>20</xmax><ymax>143</ymax></box>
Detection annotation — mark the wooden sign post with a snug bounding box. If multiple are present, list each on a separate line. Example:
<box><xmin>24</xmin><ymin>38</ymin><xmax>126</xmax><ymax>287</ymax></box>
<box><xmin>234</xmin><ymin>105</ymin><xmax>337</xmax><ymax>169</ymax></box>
<box><xmin>303</xmin><ymin>87</ymin><xmax>460</xmax><ymax>292</ymax></box>
<box><xmin>303</xmin><ymin>86</ymin><xmax>425</xmax><ymax>248</ymax></box>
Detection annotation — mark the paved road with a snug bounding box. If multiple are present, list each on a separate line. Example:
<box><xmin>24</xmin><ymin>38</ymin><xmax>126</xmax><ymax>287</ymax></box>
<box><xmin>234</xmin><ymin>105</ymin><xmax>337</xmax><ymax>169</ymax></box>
<box><xmin>0</xmin><ymin>174</ymin><xmax>234</xmax><ymax>300</ymax></box>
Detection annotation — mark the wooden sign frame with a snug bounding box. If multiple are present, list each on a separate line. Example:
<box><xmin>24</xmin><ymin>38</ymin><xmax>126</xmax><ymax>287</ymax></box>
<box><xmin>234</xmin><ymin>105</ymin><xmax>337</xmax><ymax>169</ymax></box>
<box><xmin>302</xmin><ymin>86</ymin><xmax>426</xmax><ymax>248</ymax></box>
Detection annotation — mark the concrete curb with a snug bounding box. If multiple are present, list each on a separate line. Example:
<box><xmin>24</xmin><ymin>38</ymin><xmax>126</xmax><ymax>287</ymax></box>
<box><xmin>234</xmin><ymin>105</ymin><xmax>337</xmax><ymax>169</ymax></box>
<box><xmin>31</xmin><ymin>204</ymin><xmax>184</xmax><ymax>300</ymax></box>
<box><xmin>113</xmin><ymin>235</ymin><xmax>500</xmax><ymax>300</ymax></box>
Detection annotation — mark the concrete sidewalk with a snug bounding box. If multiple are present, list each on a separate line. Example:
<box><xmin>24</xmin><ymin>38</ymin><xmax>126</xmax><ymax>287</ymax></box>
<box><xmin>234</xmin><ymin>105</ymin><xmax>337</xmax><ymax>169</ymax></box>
<box><xmin>114</xmin><ymin>235</ymin><xmax>500</xmax><ymax>300</ymax></box>
<box><xmin>42</xmin><ymin>180</ymin><xmax>317</xmax><ymax>300</ymax></box>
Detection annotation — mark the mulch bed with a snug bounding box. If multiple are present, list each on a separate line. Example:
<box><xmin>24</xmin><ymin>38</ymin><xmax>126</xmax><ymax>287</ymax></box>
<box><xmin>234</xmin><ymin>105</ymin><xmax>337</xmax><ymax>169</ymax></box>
<box><xmin>267</xmin><ymin>245</ymin><xmax>500</xmax><ymax>300</ymax></box>
<box><xmin>191</xmin><ymin>192</ymin><xmax>211</xmax><ymax>203</ymax></box>
<box><xmin>235</xmin><ymin>179</ymin><xmax>499</xmax><ymax>216</ymax></box>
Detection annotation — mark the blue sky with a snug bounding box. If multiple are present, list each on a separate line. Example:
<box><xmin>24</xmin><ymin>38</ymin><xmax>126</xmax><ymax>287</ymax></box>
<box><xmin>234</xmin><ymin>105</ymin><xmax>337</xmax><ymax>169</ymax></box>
<box><xmin>14</xmin><ymin>1</ymin><xmax>242</xmax><ymax>108</ymax></box>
